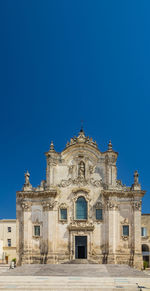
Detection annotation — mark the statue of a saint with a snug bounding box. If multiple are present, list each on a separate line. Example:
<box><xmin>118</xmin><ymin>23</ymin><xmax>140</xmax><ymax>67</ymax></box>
<box><xmin>78</xmin><ymin>161</ymin><xmax>85</xmax><ymax>178</ymax></box>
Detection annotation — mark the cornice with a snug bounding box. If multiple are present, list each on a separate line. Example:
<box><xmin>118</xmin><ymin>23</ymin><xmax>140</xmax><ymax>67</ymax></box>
<box><xmin>102</xmin><ymin>189</ymin><xmax>146</xmax><ymax>198</ymax></box>
<box><xmin>17</xmin><ymin>189</ymin><xmax>58</xmax><ymax>199</ymax></box>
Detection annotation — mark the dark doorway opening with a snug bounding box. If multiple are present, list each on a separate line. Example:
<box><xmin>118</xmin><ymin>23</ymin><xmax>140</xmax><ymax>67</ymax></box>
<box><xmin>75</xmin><ymin>236</ymin><xmax>87</xmax><ymax>259</ymax></box>
<box><xmin>142</xmin><ymin>244</ymin><xmax>149</xmax><ymax>268</ymax></box>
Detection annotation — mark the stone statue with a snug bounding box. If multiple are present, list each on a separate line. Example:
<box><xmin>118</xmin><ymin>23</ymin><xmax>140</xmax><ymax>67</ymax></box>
<box><xmin>134</xmin><ymin>170</ymin><xmax>139</xmax><ymax>185</ymax></box>
<box><xmin>78</xmin><ymin>161</ymin><xmax>85</xmax><ymax>178</ymax></box>
<box><xmin>25</xmin><ymin>171</ymin><xmax>30</xmax><ymax>186</ymax></box>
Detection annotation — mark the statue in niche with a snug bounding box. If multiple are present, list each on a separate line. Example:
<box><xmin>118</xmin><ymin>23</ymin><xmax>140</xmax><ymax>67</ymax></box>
<box><xmin>78</xmin><ymin>161</ymin><xmax>85</xmax><ymax>178</ymax></box>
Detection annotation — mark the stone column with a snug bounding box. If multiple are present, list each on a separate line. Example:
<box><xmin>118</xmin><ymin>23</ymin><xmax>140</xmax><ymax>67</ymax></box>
<box><xmin>21</xmin><ymin>202</ymin><xmax>32</xmax><ymax>264</ymax></box>
<box><xmin>107</xmin><ymin>199</ymin><xmax>118</xmax><ymax>264</ymax></box>
<box><xmin>132</xmin><ymin>200</ymin><xmax>143</xmax><ymax>269</ymax></box>
<box><xmin>43</xmin><ymin>201</ymin><xmax>56</xmax><ymax>263</ymax></box>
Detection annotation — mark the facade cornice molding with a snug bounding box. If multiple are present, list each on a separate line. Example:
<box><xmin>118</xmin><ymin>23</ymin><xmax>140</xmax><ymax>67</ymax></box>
<box><xmin>102</xmin><ymin>190</ymin><xmax>146</xmax><ymax>198</ymax></box>
<box><xmin>17</xmin><ymin>189</ymin><xmax>58</xmax><ymax>199</ymax></box>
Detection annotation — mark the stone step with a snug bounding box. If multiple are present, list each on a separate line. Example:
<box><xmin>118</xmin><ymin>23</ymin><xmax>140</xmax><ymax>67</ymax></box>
<box><xmin>0</xmin><ymin>277</ymin><xmax>139</xmax><ymax>290</ymax></box>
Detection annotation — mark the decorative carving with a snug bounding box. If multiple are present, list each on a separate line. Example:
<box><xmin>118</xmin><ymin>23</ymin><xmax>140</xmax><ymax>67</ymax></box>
<box><xmin>90</xmin><ymin>178</ymin><xmax>102</xmax><ymax>187</ymax></box>
<box><xmin>131</xmin><ymin>171</ymin><xmax>141</xmax><ymax>191</ymax></box>
<box><xmin>17</xmin><ymin>189</ymin><xmax>58</xmax><ymax>199</ymax></box>
<box><xmin>89</xmin><ymin>165</ymin><xmax>95</xmax><ymax>174</ymax></box>
<box><xmin>68</xmin><ymin>221</ymin><xmax>94</xmax><ymax>231</ymax></box>
<box><xmin>95</xmin><ymin>202</ymin><xmax>103</xmax><ymax>209</ymax></box>
<box><xmin>121</xmin><ymin>218</ymin><xmax>129</xmax><ymax>225</ymax></box>
<box><xmin>107</xmin><ymin>200</ymin><xmax>118</xmax><ymax>210</ymax></box>
<box><xmin>58</xmin><ymin>177</ymin><xmax>102</xmax><ymax>188</ymax></box>
<box><xmin>66</xmin><ymin>128</ymin><xmax>98</xmax><ymax>149</ymax></box>
<box><xmin>78</xmin><ymin>161</ymin><xmax>85</xmax><ymax>178</ymax></box>
<box><xmin>59</xmin><ymin>203</ymin><xmax>67</xmax><ymax>209</ymax></box>
<box><xmin>132</xmin><ymin>201</ymin><xmax>141</xmax><ymax>211</ymax></box>
<box><xmin>58</xmin><ymin>177</ymin><xmax>88</xmax><ymax>187</ymax></box>
<box><xmin>21</xmin><ymin>201</ymin><xmax>32</xmax><ymax>211</ymax></box>
<box><xmin>42</xmin><ymin>200</ymin><xmax>56</xmax><ymax>211</ymax></box>
<box><xmin>23</xmin><ymin>171</ymin><xmax>32</xmax><ymax>191</ymax></box>
<box><xmin>72</xmin><ymin>188</ymin><xmax>90</xmax><ymax>194</ymax></box>
<box><xmin>122</xmin><ymin>236</ymin><xmax>129</xmax><ymax>241</ymax></box>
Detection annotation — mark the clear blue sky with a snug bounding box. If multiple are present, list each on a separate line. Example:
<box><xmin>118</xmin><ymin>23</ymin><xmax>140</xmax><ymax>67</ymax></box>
<box><xmin>0</xmin><ymin>0</ymin><xmax>150</xmax><ymax>218</ymax></box>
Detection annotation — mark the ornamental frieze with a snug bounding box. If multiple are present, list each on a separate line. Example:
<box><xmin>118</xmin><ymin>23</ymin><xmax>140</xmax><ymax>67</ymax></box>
<box><xmin>58</xmin><ymin>177</ymin><xmax>102</xmax><ymax>188</ymax></box>
<box><xmin>68</xmin><ymin>221</ymin><xmax>94</xmax><ymax>231</ymax></box>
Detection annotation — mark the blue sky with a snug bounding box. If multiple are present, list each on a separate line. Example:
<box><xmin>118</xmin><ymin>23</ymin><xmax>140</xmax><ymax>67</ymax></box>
<box><xmin>0</xmin><ymin>0</ymin><xmax>150</xmax><ymax>218</ymax></box>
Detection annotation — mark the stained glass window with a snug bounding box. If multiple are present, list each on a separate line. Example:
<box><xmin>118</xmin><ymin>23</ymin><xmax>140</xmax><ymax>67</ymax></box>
<box><xmin>60</xmin><ymin>209</ymin><xmax>67</xmax><ymax>220</ymax></box>
<box><xmin>76</xmin><ymin>197</ymin><xmax>87</xmax><ymax>220</ymax></box>
<box><xmin>123</xmin><ymin>225</ymin><xmax>129</xmax><ymax>236</ymax></box>
<box><xmin>34</xmin><ymin>225</ymin><xmax>40</xmax><ymax>236</ymax></box>
<box><xmin>96</xmin><ymin>209</ymin><xmax>103</xmax><ymax>220</ymax></box>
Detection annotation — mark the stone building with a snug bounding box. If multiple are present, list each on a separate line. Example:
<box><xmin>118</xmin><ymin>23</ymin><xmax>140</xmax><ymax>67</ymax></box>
<box><xmin>16</xmin><ymin>129</ymin><xmax>146</xmax><ymax>269</ymax></box>
<box><xmin>0</xmin><ymin>219</ymin><xmax>16</xmax><ymax>264</ymax></box>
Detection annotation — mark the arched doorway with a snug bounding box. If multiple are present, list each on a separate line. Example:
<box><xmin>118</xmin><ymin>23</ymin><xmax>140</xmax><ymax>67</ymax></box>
<box><xmin>142</xmin><ymin>244</ymin><xmax>149</xmax><ymax>268</ymax></box>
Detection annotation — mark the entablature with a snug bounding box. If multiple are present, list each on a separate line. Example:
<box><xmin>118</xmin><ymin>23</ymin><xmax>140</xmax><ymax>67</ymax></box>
<box><xmin>102</xmin><ymin>189</ymin><xmax>146</xmax><ymax>198</ymax></box>
<box><xmin>17</xmin><ymin>189</ymin><xmax>58</xmax><ymax>199</ymax></box>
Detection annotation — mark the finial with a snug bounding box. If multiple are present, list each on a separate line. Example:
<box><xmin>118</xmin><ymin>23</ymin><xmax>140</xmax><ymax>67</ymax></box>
<box><xmin>108</xmin><ymin>140</ymin><xmax>112</xmax><ymax>151</ymax></box>
<box><xmin>131</xmin><ymin>170</ymin><xmax>141</xmax><ymax>190</ymax></box>
<box><xmin>50</xmin><ymin>140</ymin><xmax>54</xmax><ymax>151</ymax></box>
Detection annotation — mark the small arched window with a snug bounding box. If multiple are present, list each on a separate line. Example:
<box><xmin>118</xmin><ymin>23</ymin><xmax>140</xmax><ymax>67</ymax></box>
<box><xmin>76</xmin><ymin>196</ymin><xmax>87</xmax><ymax>220</ymax></box>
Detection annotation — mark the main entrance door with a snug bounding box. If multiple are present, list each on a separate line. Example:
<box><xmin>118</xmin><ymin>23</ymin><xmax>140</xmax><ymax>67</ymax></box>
<box><xmin>75</xmin><ymin>236</ymin><xmax>87</xmax><ymax>259</ymax></box>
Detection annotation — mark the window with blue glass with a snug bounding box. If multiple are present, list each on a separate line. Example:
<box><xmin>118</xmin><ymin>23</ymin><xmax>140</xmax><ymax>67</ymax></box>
<box><xmin>96</xmin><ymin>209</ymin><xmax>103</xmax><ymax>220</ymax></box>
<box><xmin>122</xmin><ymin>225</ymin><xmax>129</xmax><ymax>236</ymax></box>
<box><xmin>76</xmin><ymin>196</ymin><xmax>87</xmax><ymax>220</ymax></box>
<box><xmin>141</xmin><ymin>227</ymin><xmax>147</xmax><ymax>237</ymax></box>
<box><xmin>34</xmin><ymin>225</ymin><xmax>40</xmax><ymax>236</ymax></box>
<box><xmin>60</xmin><ymin>208</ymin><xmax>67</xmax><ymax>220</ymax></box>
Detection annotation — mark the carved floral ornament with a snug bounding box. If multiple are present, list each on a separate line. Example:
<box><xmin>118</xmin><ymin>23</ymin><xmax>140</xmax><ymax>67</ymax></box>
<box><xmin>132</xmin><ymin>201</ymin><xmax>141</xmax><ymax>211</ymax></box>
<box><xmin>107</xmin><ymin>200</ymin><xmax>119</xmax><ymax>210</ymax></box>
<box><xmin>58</xmin><ymin>177</ymin><xmax>102</xmax><ymax>188</ymax></box>
<box><xmin>42</xmin><ymin>200</ymin><xmax>57</xmax><ymax>211</ymax></box>
<box><xmin>21</xmin><ymin>201</ymin><xmax>32</xmax><ymax>211</ymax></box>
<box><xmin>95</xmin><ymin>201</ymin><xmax>103</xmax><ymax>209</ymax></box>
<box><xmin>68</xmin><ymin>220</ymin><xmax>94</xmax><ymax>231</ymax></box>
<box><xmin>59</xmin><ymin>203</ymin><xmax>67</xmax><ymax>209</ymax></box>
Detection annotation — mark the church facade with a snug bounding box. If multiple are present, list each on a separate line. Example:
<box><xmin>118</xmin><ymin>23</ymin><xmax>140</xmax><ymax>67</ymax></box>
<box><xmin>16</xmin><ymin>129</ymin><xmax>146</xmax><ymax>269</ymax></box>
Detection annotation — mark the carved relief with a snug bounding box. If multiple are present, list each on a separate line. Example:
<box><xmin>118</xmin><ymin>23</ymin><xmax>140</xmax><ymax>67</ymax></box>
<box><xmin>58</xmin><ymin>177</ymin><xmax>102</xmax><ymax>188</ymax></box>
<box><xmin>68</xmin><ymin>220</ymin><xmax>94</xmax><ymax>231</ymax></box>
<box><xmin>78</xmin><ymin>161</ymin><xmax>85</xmax><ymax>178</ymax></box>
<box><xmin>42</xmin><ymin>200</ymin><xmax>56</xmax><ymax>211</ymax></box>
<box><xmin>132</xmin><ymin>201</ymin><xmax>141</xmax><ymax>211</ymax></box>
<box><xmin>107</xmin><ymin>200</ymin><xmax>118</xmax><ymax>210</ymax></box>
<box><xmin>21</xmin><ymin>201</ymin><xmax>32</xmax><ymax>211</ymax></box>
<box><xmin>89</xmin><ymin>165</ymin><xmax>95</xmax><ymax>174</ymax></box>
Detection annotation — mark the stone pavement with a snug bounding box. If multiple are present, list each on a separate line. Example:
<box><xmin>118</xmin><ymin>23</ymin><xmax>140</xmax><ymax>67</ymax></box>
<box><xmin>0</xmin><ymin>264</ymin><xmax>150</xmax><ymax>290</ymax></box>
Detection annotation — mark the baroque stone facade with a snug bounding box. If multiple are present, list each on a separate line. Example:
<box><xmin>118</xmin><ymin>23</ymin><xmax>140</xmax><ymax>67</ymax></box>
<box><xmin>16</xmin><ymin>129</ymin><xmax>146</xmax><ymax>269</ymax></box>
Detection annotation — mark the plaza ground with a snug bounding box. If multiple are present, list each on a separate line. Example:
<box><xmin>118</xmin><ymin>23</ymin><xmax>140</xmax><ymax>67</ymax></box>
<box><xmin>0</xmin><ymin>264</ymin><xmax>150</xmax><ymax>290</ymax></box>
